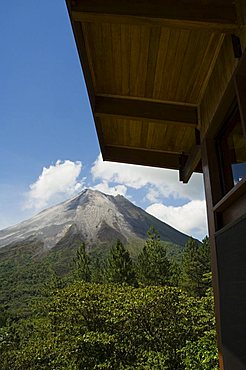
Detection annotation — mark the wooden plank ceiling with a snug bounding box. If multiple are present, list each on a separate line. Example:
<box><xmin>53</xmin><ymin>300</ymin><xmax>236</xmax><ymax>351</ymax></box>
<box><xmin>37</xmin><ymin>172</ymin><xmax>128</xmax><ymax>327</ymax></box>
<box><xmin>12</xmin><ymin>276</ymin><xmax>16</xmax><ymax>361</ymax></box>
<box><xmin>66</xmin><ymin>0</ymin><xmax>241</xmax><ymax>182</ymax></box>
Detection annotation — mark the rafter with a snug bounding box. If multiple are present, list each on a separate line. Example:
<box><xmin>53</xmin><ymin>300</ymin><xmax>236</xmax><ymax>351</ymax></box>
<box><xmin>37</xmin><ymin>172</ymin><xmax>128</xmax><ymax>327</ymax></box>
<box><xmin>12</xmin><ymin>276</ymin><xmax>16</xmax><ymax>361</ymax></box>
<box><xmin>179</xmin><ymin>145</ymin><xmax>201</xmax><ymax>183</ymax></box>
<box><xmin>70</xmin><ymin>0</ymin><xmax>240</xmax><ymax>32</ymax></box>
<box><xmin>94</xmin><ymin>95</ymin><xmax>198</xmax><ymax>127</ymax></box>
<box><xmin>103</xmin><ymin>145</ymin><xmax>187</xmax><ymax>170</ymax></box>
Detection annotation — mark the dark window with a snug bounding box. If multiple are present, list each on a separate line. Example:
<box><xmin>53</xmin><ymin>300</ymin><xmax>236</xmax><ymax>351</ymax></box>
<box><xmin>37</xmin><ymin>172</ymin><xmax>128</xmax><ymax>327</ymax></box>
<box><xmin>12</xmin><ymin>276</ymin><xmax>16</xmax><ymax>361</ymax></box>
<box><xmin>218</xmin><ymin>108</ymin><xmax>246</xmax><ymax>194</ymax></box>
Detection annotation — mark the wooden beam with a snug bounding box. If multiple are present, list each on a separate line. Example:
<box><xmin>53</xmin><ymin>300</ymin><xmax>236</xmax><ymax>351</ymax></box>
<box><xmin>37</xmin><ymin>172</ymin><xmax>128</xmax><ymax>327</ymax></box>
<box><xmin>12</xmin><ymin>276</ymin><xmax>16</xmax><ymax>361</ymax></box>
<box><xmin>69</xmin><ymin>0</ymin><xmax>240</xmax><ymax>32</ymax></box>
<box><xmin>103</xmin><ymin>145</ymin><xmax>182</xmax><ymax>170</ymax></box>
<box><xmin>94</xmin><ymin>95</ymin><xmax>198</xmax><ymax>126</ymax></box>
<box><xmin>179</xmin><ymin>145</ymin><xmax>201</xmax><ymax>183</ymax></box>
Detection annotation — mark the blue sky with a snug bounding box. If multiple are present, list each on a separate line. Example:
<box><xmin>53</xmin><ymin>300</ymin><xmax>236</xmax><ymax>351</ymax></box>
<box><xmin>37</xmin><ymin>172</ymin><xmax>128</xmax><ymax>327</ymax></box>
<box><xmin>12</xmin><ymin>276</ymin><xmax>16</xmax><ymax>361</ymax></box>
<box><xmin>0</xmin><ymin>1</ymin><xmax>207</xmax><ymax>240</ymax></box>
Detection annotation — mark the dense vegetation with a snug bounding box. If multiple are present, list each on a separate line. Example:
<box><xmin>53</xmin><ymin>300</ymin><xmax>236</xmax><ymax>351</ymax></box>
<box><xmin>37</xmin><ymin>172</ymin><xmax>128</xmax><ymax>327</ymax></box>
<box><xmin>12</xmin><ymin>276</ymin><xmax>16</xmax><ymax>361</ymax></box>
<box><xmin>0</xmin><ymin>229</ymin><xmax>219</xmax><ymax>369</ymax></box>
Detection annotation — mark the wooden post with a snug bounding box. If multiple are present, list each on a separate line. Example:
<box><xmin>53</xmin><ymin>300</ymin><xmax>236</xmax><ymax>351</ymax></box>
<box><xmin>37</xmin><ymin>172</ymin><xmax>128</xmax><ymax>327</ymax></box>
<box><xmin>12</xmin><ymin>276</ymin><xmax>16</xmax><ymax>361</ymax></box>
<box><xmin>201</xmin><ymin>138</ymin><xmax>224</xmax><ymax>370</ymax></box>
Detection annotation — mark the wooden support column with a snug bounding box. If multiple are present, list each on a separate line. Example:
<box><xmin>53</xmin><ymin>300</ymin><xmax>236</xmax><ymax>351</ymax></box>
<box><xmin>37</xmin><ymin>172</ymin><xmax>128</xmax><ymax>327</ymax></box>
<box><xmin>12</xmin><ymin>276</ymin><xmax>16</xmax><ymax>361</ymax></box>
<box><xmin>202</xmin><ymin>100</ymin><xmax>246</xmax><ymax>370</ymax></box>
<box><xmin>201</xmin><ymin>138</ymin><xmax>224</xmax><ymax>370</ymax></box>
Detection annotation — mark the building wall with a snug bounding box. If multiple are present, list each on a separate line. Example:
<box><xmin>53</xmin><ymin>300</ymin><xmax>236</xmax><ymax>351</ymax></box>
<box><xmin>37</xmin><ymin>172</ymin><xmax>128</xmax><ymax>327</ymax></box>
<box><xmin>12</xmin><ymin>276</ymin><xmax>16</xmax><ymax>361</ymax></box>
<box><xmin>200</xmin><ymin>23</ymin><xmax>246</xmax><ymax>370</ymax></box>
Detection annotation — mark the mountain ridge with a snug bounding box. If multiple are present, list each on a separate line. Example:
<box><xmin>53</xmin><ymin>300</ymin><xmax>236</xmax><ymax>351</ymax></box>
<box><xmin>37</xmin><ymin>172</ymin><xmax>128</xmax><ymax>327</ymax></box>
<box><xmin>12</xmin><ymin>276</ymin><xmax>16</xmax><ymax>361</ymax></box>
<box><xmin>0</xmin><ymin>189</ymin><xmax>191</xmax><ymax>254</ymax></box>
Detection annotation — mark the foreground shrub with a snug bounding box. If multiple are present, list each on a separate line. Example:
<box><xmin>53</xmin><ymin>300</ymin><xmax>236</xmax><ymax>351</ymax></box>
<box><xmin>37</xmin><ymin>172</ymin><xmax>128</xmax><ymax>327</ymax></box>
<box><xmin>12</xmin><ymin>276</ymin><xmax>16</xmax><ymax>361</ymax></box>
<box><xmin>1</xmin><ymin>283</ymin><xmax>218</xmax><ymax>369</ymax></box>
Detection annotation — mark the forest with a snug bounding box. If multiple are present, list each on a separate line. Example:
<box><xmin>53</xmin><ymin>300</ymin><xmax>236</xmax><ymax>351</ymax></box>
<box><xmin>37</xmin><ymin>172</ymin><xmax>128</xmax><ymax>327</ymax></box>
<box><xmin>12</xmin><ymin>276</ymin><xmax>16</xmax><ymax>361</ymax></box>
<box><xmin>0</xmin><ymin>228</ymin><xmax>219</xmax><ymax>369</ymax></box>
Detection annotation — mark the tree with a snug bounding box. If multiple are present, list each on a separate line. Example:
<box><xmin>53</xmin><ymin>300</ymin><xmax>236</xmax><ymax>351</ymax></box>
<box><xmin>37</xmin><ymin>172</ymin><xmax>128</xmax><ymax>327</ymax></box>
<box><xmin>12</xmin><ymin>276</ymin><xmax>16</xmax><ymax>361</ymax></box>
<box><xmin>180</xmin><ymin>237</ymin><xmax>211</xmax><ymax>297</ymax></box>
<box><xmin>137</xmin><ymin>226</ymin><xmax>171</xmax><ymax>286</ymax></box>
<box><xmin>180</xmin><ymin>282</ymin><xmax>219</xmax><ymax>370</ymax></box>
<box><xmin>169</xmin><ymin>261</ymin><xmax>181</xmax><ymax>287</ymax></box>
<box><xmin>90</xmin><ymin>256</ymin><xmax>105</xmax><ymax>283</ymax></box>
<box><xmin>0</xmin><ymin>282</ymin><xmax>218</xmax><ymax>370</ymax></box>
<box><xmin>73</xmin><ymin>243</ymin><xmax>91</xmax><ymax>282</ymax></box>
<box><xmin>105</xmin><ymin>240</ymin><xmax>137</xmax><ymax>286</ymax></box>
<box><xmin>199</xmin><ymin>236</ymin><xmax>211</xmax><ymax>273</ymax></box>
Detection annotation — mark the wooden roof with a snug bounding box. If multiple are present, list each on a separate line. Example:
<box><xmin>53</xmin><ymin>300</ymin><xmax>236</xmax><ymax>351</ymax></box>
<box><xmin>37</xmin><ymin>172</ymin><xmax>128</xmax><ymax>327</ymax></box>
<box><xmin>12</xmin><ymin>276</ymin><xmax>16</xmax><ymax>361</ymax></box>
<box><xmin>66</xmin><ymin>0</ymin><xmax>243</xmax><ymax>182</ymax></box>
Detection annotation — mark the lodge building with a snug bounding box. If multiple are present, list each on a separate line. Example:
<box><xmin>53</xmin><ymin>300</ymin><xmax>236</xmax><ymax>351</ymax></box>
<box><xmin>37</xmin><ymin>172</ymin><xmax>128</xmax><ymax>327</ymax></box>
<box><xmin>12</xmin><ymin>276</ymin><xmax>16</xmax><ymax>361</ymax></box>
<box><xmin>66</xmin><ymin>1</ymin><xmax>246</xmax><ymax>368</ymax></box>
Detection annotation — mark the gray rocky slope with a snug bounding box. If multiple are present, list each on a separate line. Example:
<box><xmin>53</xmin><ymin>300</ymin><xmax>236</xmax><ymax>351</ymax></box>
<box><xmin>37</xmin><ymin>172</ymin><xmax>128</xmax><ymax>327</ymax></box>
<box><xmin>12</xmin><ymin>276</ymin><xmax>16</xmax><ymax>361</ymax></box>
<box><xmin>0</xmin><ymin>189</ymin><xmax>190</xmax><ymax>251</ymax></box>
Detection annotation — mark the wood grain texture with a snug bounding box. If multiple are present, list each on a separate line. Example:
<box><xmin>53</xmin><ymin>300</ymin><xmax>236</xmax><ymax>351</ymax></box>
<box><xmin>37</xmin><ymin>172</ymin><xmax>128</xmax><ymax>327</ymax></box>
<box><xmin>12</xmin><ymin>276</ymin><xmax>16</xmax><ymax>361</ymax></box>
<box><xmin>82</xmin><ymin>23</ymin><xmax>224</xmax><ymax>104</ymax></box>
<box><xmin>99</xmin><ymin>116</ymin><xmax>195</xmax><ymax>156</ymax></box>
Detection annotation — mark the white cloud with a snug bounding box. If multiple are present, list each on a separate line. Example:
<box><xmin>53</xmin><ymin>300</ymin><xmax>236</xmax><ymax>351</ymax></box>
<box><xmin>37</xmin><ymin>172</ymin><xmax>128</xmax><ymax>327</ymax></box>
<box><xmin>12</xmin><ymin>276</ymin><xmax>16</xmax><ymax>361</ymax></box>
<box><xmin>146</xmin><ymin>200</ymin><xmax>208</xmax><ymax>240</ymax></box>
<box><xmin>145</xmin><ymin>187</ymin><xmax>162</xmax><ymax>203</ymax></box>
<box><xmin>90</xmin><ymin>181</ymin><xmax>128</xmax><ymax>197</ymax></box>
<box><xmin>24</xmin><ymin>160</ymin><xmax>85</xmax><ymax>210</ymax></box>
<box><xmin>90</xmin><ymin>155</ymin><xmax>208</xmax><ymax>239</ymax></box>
<box><xmin>91</xmin><ymin>154</ymin><xmax>205</xmax><ymax>201</ymax></box>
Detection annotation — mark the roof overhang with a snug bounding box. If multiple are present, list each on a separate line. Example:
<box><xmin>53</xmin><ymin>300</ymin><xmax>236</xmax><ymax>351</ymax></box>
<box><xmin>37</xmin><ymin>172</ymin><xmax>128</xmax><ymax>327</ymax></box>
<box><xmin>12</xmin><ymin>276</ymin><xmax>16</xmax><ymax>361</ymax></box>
<box><xmin>66</xmin><ymin>0</ymin><xmax>243</xmax><ymax>182</ymax></box>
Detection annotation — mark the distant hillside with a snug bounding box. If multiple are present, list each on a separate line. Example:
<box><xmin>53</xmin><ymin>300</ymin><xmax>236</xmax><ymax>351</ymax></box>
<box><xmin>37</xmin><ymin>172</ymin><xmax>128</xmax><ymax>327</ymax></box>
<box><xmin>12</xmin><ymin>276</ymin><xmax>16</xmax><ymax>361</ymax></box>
<box><xmin>0</xmin><ymin>189</ymin><xmax>202</xmax><ymax>324</ymax></box>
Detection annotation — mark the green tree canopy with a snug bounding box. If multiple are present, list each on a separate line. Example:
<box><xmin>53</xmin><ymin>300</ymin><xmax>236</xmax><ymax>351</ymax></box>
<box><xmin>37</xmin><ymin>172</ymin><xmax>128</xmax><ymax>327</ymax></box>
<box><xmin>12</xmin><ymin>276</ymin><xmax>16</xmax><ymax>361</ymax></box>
<box><xmin>105</xmin><ymin>240</ymin><xmax>137</xmax><ymax>286</ymax></box>
<box><xmin>0</xmin><ymin>283</ymin><xmax>218</xmax><ymax>370</ymax></box>
<box><xmin>73</xmin><ymin>243</ymin><xmax>91</xmax><ymax>282</ymax></box>
<box><xmin>137</xmin><ymin>226</ymin><xmax>171</xmax><ymax>286</ymax></box>
<box><xmin>180</xmin><ymin>237</ymin><xmax>211</xmax><ymax>297</ymax></box>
